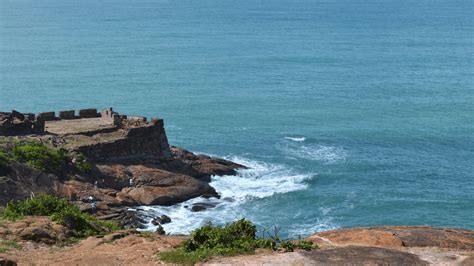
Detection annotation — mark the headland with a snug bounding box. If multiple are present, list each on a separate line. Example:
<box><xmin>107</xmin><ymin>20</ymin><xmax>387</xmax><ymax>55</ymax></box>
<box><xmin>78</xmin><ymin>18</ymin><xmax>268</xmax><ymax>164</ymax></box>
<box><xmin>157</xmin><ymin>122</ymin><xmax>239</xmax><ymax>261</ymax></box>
<box><xmin>1</xmin><ymin>108</ymin><xmax>473</xmax><ymax>265</ymax></box>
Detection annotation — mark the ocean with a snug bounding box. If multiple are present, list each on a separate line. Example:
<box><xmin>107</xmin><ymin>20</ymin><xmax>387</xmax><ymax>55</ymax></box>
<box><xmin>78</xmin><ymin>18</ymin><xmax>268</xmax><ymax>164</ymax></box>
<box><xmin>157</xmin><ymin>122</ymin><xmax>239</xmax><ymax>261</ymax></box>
<box><xmin>1</xmin><ymin>0</ymin><xmax>473</xmax><ymax>238</ymax></box>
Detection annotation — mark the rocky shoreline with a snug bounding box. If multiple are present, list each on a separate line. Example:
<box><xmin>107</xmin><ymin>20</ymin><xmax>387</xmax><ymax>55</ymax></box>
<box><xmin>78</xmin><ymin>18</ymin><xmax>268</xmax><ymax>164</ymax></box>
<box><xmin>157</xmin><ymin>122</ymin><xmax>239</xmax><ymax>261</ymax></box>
<box><xmin>0</xmin><ymin>108</ymin><xmax>244</xmax><ymax>228</ymax></box>
<box><xmin>1</xmin><ymin>220</ymin><xmax>473</xmax><ymax>265</ymax></box>
<box><xmin>2</xmin><ymin>108</ymin><xmax>474</xmax><ymax>265</ymax></box>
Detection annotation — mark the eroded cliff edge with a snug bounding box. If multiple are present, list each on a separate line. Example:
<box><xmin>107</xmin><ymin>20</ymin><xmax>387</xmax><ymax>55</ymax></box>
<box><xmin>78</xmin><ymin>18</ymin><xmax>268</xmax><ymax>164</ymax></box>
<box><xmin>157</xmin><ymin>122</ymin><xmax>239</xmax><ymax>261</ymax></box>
<box><xmin>0</xmin><ymin>108</ymin><xmax>244</xmax><ymax>227</ymax></box>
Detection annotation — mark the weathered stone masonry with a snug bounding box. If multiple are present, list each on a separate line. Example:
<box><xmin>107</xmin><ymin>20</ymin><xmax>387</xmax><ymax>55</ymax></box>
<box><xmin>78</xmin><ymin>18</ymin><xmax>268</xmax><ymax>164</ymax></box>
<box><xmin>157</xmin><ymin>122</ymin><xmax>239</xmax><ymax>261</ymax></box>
<box><xmin>73</xmin><ymin>120</ymin><xmax>172</xmax><ymax>162</ymax></box>
<box><xmin>0</xmin><ymin>107</ymin><xmax>173</xmax><ymax>162</ymax></box>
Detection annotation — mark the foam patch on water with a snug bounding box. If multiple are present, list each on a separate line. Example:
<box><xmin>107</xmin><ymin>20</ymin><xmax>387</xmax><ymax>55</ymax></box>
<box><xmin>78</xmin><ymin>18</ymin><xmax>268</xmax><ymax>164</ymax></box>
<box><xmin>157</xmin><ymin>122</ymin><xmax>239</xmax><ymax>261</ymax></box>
<box><xmin>278</xmin><ymin>139</ymin><xmax>346</xmax><ymax>163</ymax></box>
<box><xmin>136</xmin><ymin>156</ymin><xmax>314</xmax><ymax>235</ymax></box>
<box><xmin>287</xmin><ymin>207</ymin><xmax>339</xmax><ymax>237</ymax></box>
<box><xmin>284</xmin><ymin>136</ymin><xmax>306</xmax><ymax>142</ymax></box>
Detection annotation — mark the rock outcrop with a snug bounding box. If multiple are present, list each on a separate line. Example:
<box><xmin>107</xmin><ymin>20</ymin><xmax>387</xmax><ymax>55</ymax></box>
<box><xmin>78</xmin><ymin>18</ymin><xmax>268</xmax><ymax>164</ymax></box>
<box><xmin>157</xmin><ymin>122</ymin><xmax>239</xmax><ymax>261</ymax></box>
<box><xmin>0</xmin><ymin>216</ymin><xmax>70</xmax><ymax>245</ymax></box>
<box><xmin>2</xmin><ymin>226</ymin><xmax>473</xmax><ymax>265</ymax></box>
<box><xmin>306</xmin><ymin>226</ymin><xmax>474</xmax><ymax>250</ymax></box>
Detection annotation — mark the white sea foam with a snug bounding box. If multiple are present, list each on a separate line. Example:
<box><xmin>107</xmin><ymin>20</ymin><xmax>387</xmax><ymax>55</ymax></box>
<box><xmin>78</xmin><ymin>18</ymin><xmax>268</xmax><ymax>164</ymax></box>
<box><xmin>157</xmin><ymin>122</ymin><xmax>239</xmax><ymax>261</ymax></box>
<box><xmin>284</xmin><ymin>136</ymin><xmax>306</xmax><ymax>142</ymax></box>
<box><xmin>137</xmin><ymin>156</ymin><xmax>314</xmax><ymax>235</ymax></box>
<box><xmin>278</xmin><ymin>143</ymin><xmax>346</xmax><ymax>163</ymax></box>
<box><xmin>286</xmin><ymin>207</ymin><xmax>338</xmax><ymax>237</ymax></box>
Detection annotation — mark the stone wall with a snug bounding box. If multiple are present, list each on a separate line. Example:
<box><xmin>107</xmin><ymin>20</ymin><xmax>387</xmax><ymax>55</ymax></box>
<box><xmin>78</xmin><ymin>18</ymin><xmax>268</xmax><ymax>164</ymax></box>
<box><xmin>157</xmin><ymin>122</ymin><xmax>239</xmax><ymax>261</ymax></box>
<box><xmin>79</xmin><ymin>108</ymin><xmax>99</xmax><ymax>118</ymax></box>
<box><xmin>73</xmin><ymin>121</ymin><xmax>172</xmax><ymax>162</ymax></box>
<box><xmin>100</xmin><ymin>107</ymin><xmax>122</xmax><ymax>127</ymax></box>
<box><xmin>0</xmin><ymin>110</ymin><xmax>45</xmax><ymax>136</ymax></box>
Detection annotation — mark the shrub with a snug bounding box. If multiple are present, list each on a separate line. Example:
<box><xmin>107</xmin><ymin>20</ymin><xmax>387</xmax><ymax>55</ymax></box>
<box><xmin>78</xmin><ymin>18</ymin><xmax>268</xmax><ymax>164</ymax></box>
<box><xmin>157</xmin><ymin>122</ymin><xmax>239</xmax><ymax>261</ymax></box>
<box><xmin>159</xmin><ymin>219</ymin><xmax>318</xmax><ymax>264</ymax></box>
<box><xmin>74</xmin><ymin>154</ymin><xmax>93</xmax><ymax>173</ymax></box>
<box><xmin>3</xmin><ymin>141</ymin><xmax>93</xmax><ymax>175</ymax></box>
<box><xmin>2</xmin><ymin>193</ymin><xmax>69</xmax><ymax>220</ymax></box>
<box><xmin>0</xmin><ymin>150</ymin><xmax>9</xmax><ymax>168</ymax></box>
<box><xmin>1</xmin><ymin>193</ymin><xmax>118</xmax><ymax>238</ymax></box>
<box><xmin>280</xmin><ymin>240</ymin><xmax>295</xmax><ymax>252</ymax></box>
<box><xmin>294</xmin><ymin>240</ymin><xmax>315</xmax><ymax>251</ymax></box>
<box><xmin>159</xmin><ymin>219</ymin><xmax>277</xmax><ymax>264</ymax></box>
<box><xmin>51</xmin><ymin>206</ymin><xmax>118</xmax><ymax>237</ymax></box>
<box><xmin>75</xmin><ymin>161</ymin><xmax>92</xmax><ymax>173</ymax></box>
<box><xmin>11</xmin><ymin>142</ymin><xmax>69</xmax><ymax>175</ymax></box>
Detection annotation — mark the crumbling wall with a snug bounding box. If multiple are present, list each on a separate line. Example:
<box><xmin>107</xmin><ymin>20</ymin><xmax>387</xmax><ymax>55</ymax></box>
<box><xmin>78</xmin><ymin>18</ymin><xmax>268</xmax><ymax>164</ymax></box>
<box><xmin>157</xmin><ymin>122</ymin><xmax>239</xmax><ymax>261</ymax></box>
<box><xmin>100</xmin><ymin>107</ymin><xmax>122</xmax><ymax>127</ymax></box>
<box><xmin>79</xmin><ymin>108</ymin><xmax>99</xmax><ymax>118</ymax></box>
<box><xmin>0</xmin><ymin>110</ymin><xmax>45</xmax><ymax>136</ymax></box>
<box><xmin>73</xmin><ymin>120</ymin><xmax>172</xmax><ymax>162</ymax></box>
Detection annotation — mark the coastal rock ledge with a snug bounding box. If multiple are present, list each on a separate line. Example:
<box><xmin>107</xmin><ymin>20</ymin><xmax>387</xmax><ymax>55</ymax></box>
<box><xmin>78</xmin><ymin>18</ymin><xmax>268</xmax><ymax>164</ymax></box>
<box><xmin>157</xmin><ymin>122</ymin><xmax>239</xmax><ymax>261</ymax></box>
<box><xmin>0</xmin><ymin>108</ymin><xmax>244</xmax><ymax>227</ymax></box>
<box><xmin>1</xmin><ymin>224</ymin><xmax>473</xmax><ymax>265</ymax></box>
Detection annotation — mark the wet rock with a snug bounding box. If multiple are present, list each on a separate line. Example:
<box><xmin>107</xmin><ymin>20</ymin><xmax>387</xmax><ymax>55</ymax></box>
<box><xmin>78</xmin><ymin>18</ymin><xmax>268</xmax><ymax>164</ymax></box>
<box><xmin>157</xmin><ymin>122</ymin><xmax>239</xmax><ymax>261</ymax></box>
<box><xmin>170</xmin><ymin>146</ymin><xmax>245</xmax><ymax>180</ymax></box>
<box><xmin>202</xmin><ymin>193</ymin><xmax>221</xmax><ymax>199</ymax></box>
<box><xmin>191</xmin><ymin>202</ymin><xmax>217</xmax><ymax>212</ymax></box>
<box><xmin>191</xmin><ymin>205</ymin><xmax>206</xmax><ymax>212</ymax></box>
<box><xmin>222</xmin><ymin>197</ymin><xmax>235</xmax><ymax>202</ymax></box>
<box><xmin>151</xmin><ymin>215</ymin><xmax>171</xmax><ymax>226</ymax></box>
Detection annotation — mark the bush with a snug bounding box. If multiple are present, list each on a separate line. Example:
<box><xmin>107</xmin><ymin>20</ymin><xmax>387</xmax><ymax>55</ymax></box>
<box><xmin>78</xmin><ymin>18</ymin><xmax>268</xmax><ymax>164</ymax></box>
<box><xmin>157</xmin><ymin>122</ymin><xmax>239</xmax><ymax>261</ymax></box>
<box><xmin>74</xmin><ymin>154</ymin><xmax>93</xmax><ymax>173</ymax></box>
<box><xmin>2</xmin><ymin>141</ymin><xmax>93</xmax><ymax>175</ymax></box>
<box><xmin>11</xmin><ymin>142</ymin><xmax>69</xmax><ymax>175</ymax></box>
<box><xmin>159</xmin><ymin>219</ymin><xmax>318</xmax><ymax>264</ymax></box>
<box><xmin>51</xmin><ymin>206</ymin><xmax>118</xmax><ymax>237</ymax></box>
<box><xmin>294</xmin><ymin>240</ymin><xmax>315</xmax><ymax>251</ymax></box>
<box><xmin>160</xmin><ymin>219</ymin><xmax>269</xmax><ymax>264</ymax></box>
<box><xmin>2</xmin><ymin>193</ymin><xmax>70</xmax><ymax>220</ymax></box>
<box><xmin>1</xmin><ymin>193</ymin><xmax>118</xmax><ymax>238</ymax></box>
<box><xmin>75</xmin><ymin>161</ymin><xmax>92</xmax><ymax>173</ymax></box>
<box><xmin>0</xmin><ymin>150</ymin><xmax>9</xmax><ymax>168</ymax></box>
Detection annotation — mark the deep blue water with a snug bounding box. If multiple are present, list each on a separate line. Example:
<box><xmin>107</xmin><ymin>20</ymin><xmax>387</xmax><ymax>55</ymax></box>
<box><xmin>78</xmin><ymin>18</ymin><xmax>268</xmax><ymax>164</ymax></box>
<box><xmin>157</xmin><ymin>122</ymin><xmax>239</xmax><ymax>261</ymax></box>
<box><xmin>1</xmin><ymin>0</ymin><xmax>473</xmax><ymax>237</ymax></box>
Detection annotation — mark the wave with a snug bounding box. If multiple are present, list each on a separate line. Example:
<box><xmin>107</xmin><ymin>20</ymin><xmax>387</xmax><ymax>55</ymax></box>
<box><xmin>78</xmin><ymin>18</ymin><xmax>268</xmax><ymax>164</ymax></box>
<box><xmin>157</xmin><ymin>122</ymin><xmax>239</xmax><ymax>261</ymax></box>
<box><xmin>284</xmin><ymin>136</ymin><xmax>306</xmax><ymax>142</ymax></box>
<box><xmin>135</xmin><ymin>156</ymin><xmax>314</xmax><ymax>235</ymax></box>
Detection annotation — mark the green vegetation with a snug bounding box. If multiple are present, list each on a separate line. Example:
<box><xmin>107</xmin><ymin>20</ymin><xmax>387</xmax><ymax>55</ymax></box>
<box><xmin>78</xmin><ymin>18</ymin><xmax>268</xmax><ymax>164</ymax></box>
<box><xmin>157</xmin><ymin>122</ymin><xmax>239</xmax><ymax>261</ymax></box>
<box><xmin>1</xmin><ymin>194</ymin><xmax>118</xmax><ymax>238</ymax></box>
<box><xmin>158</xmin><ymin>219</ymin><xmax>317</xmax><ymax>264</ymax></box>
<box><xmin>0</xmin><ymin>141</ymin><xmax>93</xmax><ymax>175</ymax></box>
<box><xmin>280</xmin><ymin>240</ymin><xmax>315</xmax><ymax>252</ymax></box>
<box><xmin>11</xmin><ymin>142</ymin><xmax>69</xmax><ymax>175</ymax></box>
<box><xmin>0</xmin><ymin>239</ymin><xmax>20</xmax><ymax>253</ymax></box>
<box><xmin>0</xmin><ymin>150</ymin><xmax>9</xmax><ymax>168</ymax></box>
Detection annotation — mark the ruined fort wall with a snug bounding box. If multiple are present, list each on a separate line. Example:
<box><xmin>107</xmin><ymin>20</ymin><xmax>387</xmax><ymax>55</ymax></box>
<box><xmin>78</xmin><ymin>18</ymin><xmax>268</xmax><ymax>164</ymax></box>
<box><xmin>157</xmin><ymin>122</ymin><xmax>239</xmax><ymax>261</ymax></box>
<box><xmin>1</xmin><ymin>108</ymin><xmax>114</xmax><ymax>136</ymax></box>
<box><xmin>73</xmin><ymin>120</ymin><xmax>172</xmax><ymax>162</ymax></box>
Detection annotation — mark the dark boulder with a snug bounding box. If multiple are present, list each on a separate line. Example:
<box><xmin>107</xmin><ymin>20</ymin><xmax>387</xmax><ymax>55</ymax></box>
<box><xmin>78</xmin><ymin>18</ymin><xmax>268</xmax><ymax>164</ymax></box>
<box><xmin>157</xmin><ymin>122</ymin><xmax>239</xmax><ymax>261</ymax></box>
<box><xmin>151</xmin><ymin>215</ymin><xmax>171</xmax><ymax>225</ymax></box>
<box><xmin>191</xmin><ymin>202</ymin><xmax>217</xmax><ymax>212</ymax></box>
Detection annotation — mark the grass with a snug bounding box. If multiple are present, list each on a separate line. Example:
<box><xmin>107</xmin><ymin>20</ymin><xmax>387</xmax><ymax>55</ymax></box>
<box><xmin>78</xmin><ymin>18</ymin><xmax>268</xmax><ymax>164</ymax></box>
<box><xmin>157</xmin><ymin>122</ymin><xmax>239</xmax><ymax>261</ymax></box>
<box><xmin>0</xmin><ymin>239</ymin><xmax>20</xmax><ymax>253</ymax></box>
<box><xmin>1</xmin><ymin>193</ymin><xmax>119</xmax><ymax>238</ymax></box>
<box><xmin>158</xmin><ymin>219</ymin><xmax>317</xmax><ymax>264</ymax></box>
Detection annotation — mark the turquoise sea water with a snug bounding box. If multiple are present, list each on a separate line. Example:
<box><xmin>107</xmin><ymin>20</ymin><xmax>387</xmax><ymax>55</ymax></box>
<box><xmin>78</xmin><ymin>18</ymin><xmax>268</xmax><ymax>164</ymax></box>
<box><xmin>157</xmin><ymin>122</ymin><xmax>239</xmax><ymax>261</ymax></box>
<box><xmin>1</xmin><ymin>0</ymin><xmax>473</xmax><ymax>237</ymax></box>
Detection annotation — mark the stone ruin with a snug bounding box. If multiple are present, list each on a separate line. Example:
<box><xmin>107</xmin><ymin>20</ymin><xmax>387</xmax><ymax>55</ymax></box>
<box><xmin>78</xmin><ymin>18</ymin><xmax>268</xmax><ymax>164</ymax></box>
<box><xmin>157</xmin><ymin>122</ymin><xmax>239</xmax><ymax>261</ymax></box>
<box><xmin>0</xmin><ymin>110</ymin><xmax>44</xmax><ymax>136</ymax></box>
<box><xmin>0</xmin><ymin>107</ymin><xmax>152</xmax><ymax>136</ymax></box>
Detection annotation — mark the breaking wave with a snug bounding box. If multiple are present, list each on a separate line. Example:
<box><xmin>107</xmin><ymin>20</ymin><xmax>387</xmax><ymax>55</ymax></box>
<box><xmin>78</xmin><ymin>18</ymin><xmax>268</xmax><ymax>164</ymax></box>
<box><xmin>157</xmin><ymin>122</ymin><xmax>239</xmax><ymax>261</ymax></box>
<box><xmin>135</xmin><ymin>156</ymin><xmax>314</xmax><ymax>235</ymax></box>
